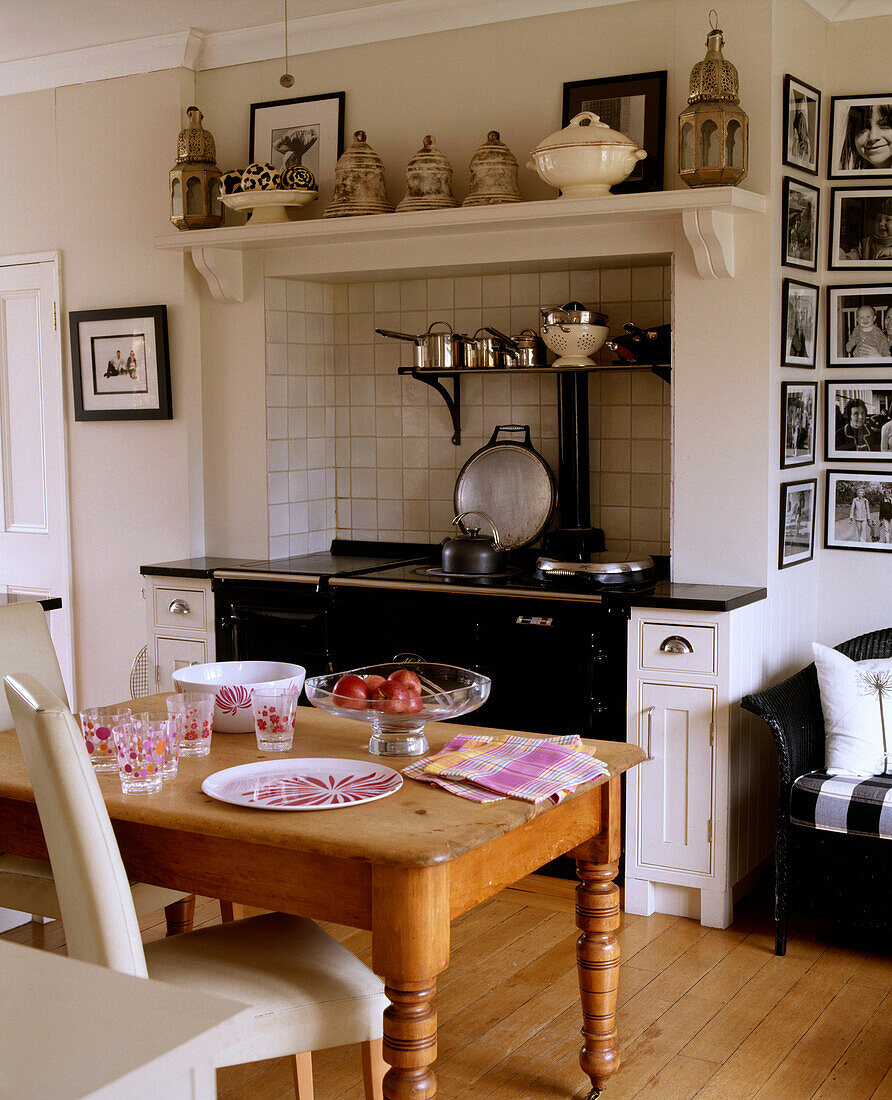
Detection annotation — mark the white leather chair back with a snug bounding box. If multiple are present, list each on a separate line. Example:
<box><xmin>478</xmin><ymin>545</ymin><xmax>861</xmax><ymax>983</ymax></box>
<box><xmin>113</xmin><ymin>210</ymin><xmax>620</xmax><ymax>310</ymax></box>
<box><xmin>4</xmin><ymin>674</ymin><xmax>148</xmax><ymax>977</ymax></box>
<box><xmin>0</xmin><ymin>603</ymin><xmax>68</xmax><ymax>731</ymax></box>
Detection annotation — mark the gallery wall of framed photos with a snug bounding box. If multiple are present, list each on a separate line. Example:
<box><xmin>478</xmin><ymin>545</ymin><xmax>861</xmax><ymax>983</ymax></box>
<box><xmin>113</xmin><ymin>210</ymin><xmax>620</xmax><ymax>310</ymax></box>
<box><xmin>779</xmin><ymin>80</ymin><xmax>891</xmax><ymax>565</ymax></box>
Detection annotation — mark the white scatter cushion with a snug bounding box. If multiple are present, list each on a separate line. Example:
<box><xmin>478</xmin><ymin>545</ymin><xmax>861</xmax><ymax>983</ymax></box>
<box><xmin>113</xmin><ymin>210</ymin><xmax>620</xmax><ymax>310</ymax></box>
<box><xmin>813</xmin><ymin>643</ymin><xmax>892</xmax><ymax>777</ymax></box>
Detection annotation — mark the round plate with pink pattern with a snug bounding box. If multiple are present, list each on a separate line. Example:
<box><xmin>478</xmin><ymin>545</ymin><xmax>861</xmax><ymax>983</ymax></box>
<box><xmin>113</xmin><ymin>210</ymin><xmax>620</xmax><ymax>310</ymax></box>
<box><xmin>201</xmin><ymin>758</ymin><xmax>402</xmax><ymax>811</ymax></box>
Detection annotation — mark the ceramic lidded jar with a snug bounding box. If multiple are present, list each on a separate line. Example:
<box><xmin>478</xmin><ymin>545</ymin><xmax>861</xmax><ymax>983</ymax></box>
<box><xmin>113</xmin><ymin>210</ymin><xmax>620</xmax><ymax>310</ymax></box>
<box><xmin>323</xmin><ymin>131</ymin><xmax>394</xmax><ymax>218</ymax></box>
<box><xmin>462</xmin><ymin>130</ymin><xmax>523</xmax><ymax>207</ymax></box>
<box><xmin>397</xmin><ymin>135</ymin><xmax>459</xmax><ymax>212</ymax></box>
<box><xmin>527</xmin><ymin>111</ymin><xmax>647</xmax><ymax>198</ymax></box>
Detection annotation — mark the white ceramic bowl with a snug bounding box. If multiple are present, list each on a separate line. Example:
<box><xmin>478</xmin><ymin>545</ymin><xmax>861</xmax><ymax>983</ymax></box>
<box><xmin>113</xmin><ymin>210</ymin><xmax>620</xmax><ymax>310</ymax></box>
<box><xmin>528</xmin><ymin>145</ymin><xmax>646</xmax><ymax>198</ymax></box>
<box><xmin>171</xmin><ymin>661</ymin><xmax>306</xmax><ymax>733</ymax></box>
<box><xmin>221</xmin><ymin>189</ymin><xmax>317</xmax><ymax>224</ymax></box>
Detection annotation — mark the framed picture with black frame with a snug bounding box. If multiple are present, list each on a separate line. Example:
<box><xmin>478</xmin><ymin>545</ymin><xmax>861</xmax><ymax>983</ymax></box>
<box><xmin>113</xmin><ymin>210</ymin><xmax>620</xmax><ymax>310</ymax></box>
<box><xmin>249</xmin><ymin>91</ymin><xmax>345</xmax><ymax>205</ymax></box>
<box><xmin>783</xmin><ymin>74</ymin><xmax>821</xmax><ymax>176</ymax></box>
<box><xmin>825</xmin><ymin>470</ymin><xmax>892</xmax><ymax>551</ymax></box>
<box><xmin>69</xmin><ymin>305</ymin><xmax>171</xmax><ymax>422</ymax></box>
<box><xmin>782</xmin><ymin>176</ymin><xmax>820</xmax><ymax>271</ymax></box>
<box><xmin>828</xmin><ymin>186</ymin><xmax>892</xmax><ymax>271</ymax></box>
<box><xmin>781</xmin><ymin>381</ymin><xmax>817</xmax><ymax>469</ymax></box>
<box><xmin>824</xmin><ymin>379</ymin><xmax>892</xmax><ymax>461</ymax></box>
<box><xmin>826</xmin><ymin>283</ymin><xmax>892</xmax><ymax>366</ymax></box>
<box><xmin>779</xmin><ymin>478</ymin><xmax>817</xmax><ymax>569</ymax></box>
<box><xmin>827</xmin><ymin>94</ymin><xmax>892</xmax><ymax>181</ymax></box>
<box><xmin>781</xmin><ymin>277</ymin><xmax>819</xmax><ymax>367</ymax></box>
<box><xmin>561</xmin><ymin>70</ymin><xmax>666</xmax><ymax>194</ymax></box>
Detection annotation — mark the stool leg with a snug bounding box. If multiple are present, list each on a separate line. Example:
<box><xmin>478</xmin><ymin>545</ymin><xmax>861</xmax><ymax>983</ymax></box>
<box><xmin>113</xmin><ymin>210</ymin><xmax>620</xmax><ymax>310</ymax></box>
<box><xmin>361</xmin><ymin>1038</ymin><xmax>385</xmax><ymax>1100</ymax></box>
<box><xmin>292</xmin><ymin>1052</ymin><xmax>314</xmax><ymax>1099</ymax></box>
<box><xmin>219</xmin><ymin>901</ymin><xmax>244</xmax><ymax>923</ymax></box>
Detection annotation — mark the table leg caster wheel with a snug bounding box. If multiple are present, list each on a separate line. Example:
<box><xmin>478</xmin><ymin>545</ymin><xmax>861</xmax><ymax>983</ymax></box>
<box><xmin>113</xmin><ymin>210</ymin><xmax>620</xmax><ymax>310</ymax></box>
<box><xmin>587</xmin><ymin>1089</ymin><xmax>601</xmax><ymax>1099</ymax></box>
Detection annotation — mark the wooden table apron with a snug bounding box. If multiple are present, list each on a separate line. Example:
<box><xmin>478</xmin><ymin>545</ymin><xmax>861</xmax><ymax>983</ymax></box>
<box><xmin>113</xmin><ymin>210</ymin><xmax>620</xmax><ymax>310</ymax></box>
<box><xmin>0</xmin><ymin>695</ymin><xmax>644</xmax><ymax>1100</ymax></box>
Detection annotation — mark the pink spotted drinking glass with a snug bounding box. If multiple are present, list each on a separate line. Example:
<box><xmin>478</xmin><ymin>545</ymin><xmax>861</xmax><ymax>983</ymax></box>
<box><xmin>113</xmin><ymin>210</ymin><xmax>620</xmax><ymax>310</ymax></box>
<box><xmin>167</xmin><ymin>693</ymin><xmax>214</xmax><ymax>757</ymax></box>
<box><xmin>79</xmin><ymin>707</ymin><xmax>132</xmax><ymax>773</ymax></box>
<box><xmin>130</xmin><ymin>713</ymin><xmax>180</xmax><ymax>780</ymax></box>
<box><xmin>111</xmin><ymin>718</ymin><xmax>166</xmax><ymax>794</ymax></box>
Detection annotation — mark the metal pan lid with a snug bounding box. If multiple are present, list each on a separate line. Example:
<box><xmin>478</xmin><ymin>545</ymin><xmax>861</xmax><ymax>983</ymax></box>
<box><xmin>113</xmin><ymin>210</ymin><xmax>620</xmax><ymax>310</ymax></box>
<box><xmin>454</xmin><ymin>425</ymin><xmax>556</xmax><ymax>549</ymax></box>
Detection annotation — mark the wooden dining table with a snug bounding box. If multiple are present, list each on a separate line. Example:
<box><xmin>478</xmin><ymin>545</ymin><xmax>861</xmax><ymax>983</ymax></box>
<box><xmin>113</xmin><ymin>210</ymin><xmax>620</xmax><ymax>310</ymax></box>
<box><xmin>0</xmin><ymin>694</ymin><xmax>644</xmax><ymax>1099</ymax></box>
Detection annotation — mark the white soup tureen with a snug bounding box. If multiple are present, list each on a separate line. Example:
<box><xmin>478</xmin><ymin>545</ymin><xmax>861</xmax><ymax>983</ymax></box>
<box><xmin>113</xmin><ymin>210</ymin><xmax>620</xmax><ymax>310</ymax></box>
<box><xmin>528</xmin><ymin>111</ymin><xmax>647</xmax><ymax>197</ymax></box>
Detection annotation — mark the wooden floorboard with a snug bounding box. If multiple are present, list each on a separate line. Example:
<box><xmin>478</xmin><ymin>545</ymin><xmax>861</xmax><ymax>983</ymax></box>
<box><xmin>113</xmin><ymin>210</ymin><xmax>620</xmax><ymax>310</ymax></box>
<box><xmin>5</xmin><ymin>880</ymin><xmax>892</xmax><ymax>1099</ymax></box>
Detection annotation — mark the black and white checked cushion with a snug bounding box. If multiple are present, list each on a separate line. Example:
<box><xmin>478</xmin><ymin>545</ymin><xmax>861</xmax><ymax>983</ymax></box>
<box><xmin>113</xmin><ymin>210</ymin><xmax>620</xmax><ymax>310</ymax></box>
<box><xmin>790</xmin><ymin>771</ymin><xmax>892</xmax><ymax>840</ymax></box>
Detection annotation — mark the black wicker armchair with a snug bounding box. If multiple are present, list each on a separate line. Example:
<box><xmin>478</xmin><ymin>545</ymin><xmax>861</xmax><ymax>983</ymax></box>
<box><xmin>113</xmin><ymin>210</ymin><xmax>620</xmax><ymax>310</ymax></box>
<box><xmin>740</xmin><ymin>627</ymin><xmax>892</xmax><ymax>955</ymax></box>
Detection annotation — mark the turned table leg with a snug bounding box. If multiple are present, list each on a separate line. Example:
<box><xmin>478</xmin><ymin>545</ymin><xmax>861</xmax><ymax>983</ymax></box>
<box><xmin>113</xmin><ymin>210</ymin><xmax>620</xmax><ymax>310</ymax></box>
<box><xmin>164</xmin><ymin>893</ymin><xmax>195</xmax><ymax>936</ymax></box>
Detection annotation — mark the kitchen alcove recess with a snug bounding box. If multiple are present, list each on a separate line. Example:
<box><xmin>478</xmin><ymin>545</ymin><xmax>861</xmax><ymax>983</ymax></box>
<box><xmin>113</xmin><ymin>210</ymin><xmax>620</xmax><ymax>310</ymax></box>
<box><xmin>155</xmin><ymin>187</ymin><xmax>765</xmax><ymax>303</ymax></box>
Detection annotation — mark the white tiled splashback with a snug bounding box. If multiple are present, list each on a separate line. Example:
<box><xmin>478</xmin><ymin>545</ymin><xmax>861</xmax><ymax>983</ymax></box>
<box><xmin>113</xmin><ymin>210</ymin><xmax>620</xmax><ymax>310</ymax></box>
<box><xmin>265</xmin><ymin>264</ymin><xmax>671</xmax><ymax>560</ymax></box>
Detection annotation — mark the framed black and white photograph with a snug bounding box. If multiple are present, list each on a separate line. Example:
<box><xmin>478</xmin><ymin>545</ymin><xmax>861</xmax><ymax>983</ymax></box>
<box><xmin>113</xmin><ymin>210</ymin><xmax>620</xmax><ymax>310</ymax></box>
<box><xmin>782</xmin><ymin>176</ymin><xmax>820</xmax><ymax>270</ymax></box>
<box><xmin>783</xmin><ymin>74</ymin><xmax>820</xmax><ymax>176</ymax></box>
<box><xmin>829</xmin><ymin>187</ymin><xmax>892</xmax><ymax>270</ymax></box>
<box><xmin>826</xmin><ymin>284</ymin><xmax>892</xmax><ymax>366</ymax></box>
<box><xmin>69</xmin><ymin>305</ymin><xmax>171</xmax><ymax>422</ymax></box>
<box><xmin>825</xmin><ymin>380</ymin><xmax>892</xmax><ymax>460</ymax></box>
<box><xmin>249</xmin><ymin>91</ymin><xmax>345</xmax><ymax>203</ymax></box>
<box><xmin>779</xmin><ymin>478</ymin><xmax>817</xmax><ymax>569</ymax></box>
<box><xmin>562</xmin><ymin>71</ymin><xmax>667</xmax><ymax>193</ymax></box>
<box><xmin>781</xmin><ymin>277</ymin><xmax>819</xmax><ymax>367</ymax></box>
<box><xmin>781</xmin><ymin>381</ymin><xmax>817</xmax><ymax>468</ymax></box>
<box><xmin>825</xmin><ymin>471</ymin><xmax>892</xmax><ymax>551</ymax></box>
<box><xmin>828</xmin><ymin>94</ymin><xmax>892</xmax><ymax>180</ymax></box>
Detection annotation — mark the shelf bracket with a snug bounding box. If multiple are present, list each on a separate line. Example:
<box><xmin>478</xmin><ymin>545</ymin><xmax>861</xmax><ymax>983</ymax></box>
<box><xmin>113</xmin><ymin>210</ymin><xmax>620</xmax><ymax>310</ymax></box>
<box><xmin>190</xmin><ymin>246</ymin><xmax>244</xmax><ymax>303</ymax></box>
<box><xmin>398</xmin><ymin>368</ymin><xmax>462</xmax><ymax>444</ymax></box>
<box><xmin>681</xmin><ymin>208</ymin><xmax>734</xmax><ymax>279</ymax></box>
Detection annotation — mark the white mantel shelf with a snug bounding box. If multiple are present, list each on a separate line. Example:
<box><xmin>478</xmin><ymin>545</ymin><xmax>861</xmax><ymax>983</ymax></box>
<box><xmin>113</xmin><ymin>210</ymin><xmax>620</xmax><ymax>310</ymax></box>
<box><xmin>156</xmin><ymin>187</ymin><xmax>766</xmax><ymax>303</ymax></box>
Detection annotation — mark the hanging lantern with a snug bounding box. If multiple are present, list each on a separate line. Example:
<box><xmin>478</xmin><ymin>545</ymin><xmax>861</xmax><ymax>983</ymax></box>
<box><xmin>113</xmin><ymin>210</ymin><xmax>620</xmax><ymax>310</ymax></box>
<box><xmin>169</xmin><ymin>106</ymin><xmax>223</xmax><ymax>230</ymax></box>
<box><xmin>678</xmin><ymin>10</ymin><xmax>748</xmax><ymax>188</ymax></box>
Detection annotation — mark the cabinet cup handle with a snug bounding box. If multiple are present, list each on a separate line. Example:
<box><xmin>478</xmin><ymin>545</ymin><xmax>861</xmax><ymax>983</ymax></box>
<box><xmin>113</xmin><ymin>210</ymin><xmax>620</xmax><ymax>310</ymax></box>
<box><xmin>659</xmin><ymin>634</ymin><xmax>693</xmax><ymax>655</ymax></box>
<box><xmin>168</xmin><ymin>598</ymin><xmax>192</xmax><ymax>615</ymax></box>
<box><xmin>644</xmin><ymin>705</ymin><xmax>655</xmax><ymax>759</ymax></box>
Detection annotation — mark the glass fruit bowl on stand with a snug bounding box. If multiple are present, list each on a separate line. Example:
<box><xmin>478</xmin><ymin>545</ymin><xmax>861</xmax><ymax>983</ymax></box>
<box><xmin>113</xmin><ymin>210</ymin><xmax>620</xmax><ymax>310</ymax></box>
<box><xmin>304</xmin><ymin>662</ymin><xmax>491</xmax><ymax>757</ymax></box>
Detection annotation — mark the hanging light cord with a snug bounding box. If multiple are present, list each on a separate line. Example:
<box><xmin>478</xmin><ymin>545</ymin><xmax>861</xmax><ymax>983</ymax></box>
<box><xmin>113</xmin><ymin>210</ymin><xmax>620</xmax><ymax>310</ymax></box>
<box><xmin>280</xmin><ymin>0</ymin><xmax>294</xmax><ymax>87</ymax></box>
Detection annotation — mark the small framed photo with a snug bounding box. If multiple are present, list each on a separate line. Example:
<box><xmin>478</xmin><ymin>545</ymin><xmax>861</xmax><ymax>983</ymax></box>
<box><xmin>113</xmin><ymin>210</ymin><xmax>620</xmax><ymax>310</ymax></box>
<box><xmin>826</xmin><ymin>284</ymin><xmax>892</xmax><ymax>366</ymax></box>
<box><xmin>781</xmin><ymin>381</ymin><xmax>817</xmax><ymax>468</ymax></box>
<box><xmin>249</xmin><ymin>91</ymin><xmax>345</xmax><ymax>205</ymax></box>
<box><xmin>779</xmin><ymin>478</ymin><xmax>817</xmax><ymax>569</ymax></box>
<box><xmin>781</xmin><ymin>278</ymin><xmax>819</xmax><ymax>367</ymax></box>
<box><xmin>69</xmin><ymin>305</ymin><xmax>171</xmax><ymax>422</ymax></box>
<box><xmin>828</xmin><ymin>95</ymin><xmax>892</xmax><ymax>180</ymax></box>
<box><xmin>782</xmin><ymin>176</ymin><xmax>820</xmax><ymax>270</ymax></box>
<box><xmin>562</xmin><ymin>71</ymin><xmax>667</xmax><ymax>194</ymax></box>
<box><xmin>825</xmin><ymin>471</ymin><xmax>892</xmax><ymax>551</ymax></box>
<box><xmin>829</xmin><ymin>187</ymin><xmax>892</xmax><ymax>270</ymax></box>
<box><xmin>783</xmin><ymin>75</ymin><xmax>820</xmax><ymax>176</ymax></box>
<box><xmin>825</xmin><ymin>379</ymin><xmax>892</xmax><ymax>460</ymax></box>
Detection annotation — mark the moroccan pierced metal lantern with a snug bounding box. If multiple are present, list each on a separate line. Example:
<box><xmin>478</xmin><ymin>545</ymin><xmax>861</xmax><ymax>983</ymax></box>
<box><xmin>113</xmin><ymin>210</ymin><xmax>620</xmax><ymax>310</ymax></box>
<box><xmin>678</xmin><ymin>11</ymin><xmax>748</xmax><ymax>188</ymax></box>
<box><xmin>169</xmin><ymin>106</ymin><xmax>223</xmax><ymax>230</ymax></box>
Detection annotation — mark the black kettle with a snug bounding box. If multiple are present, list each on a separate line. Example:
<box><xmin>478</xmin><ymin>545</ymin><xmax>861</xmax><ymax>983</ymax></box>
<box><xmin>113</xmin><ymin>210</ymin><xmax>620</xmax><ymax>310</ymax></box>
<box><xmin>441</xmin><ymin>511</ymin><xmax>507</xmax><ymax>575</ymax></box>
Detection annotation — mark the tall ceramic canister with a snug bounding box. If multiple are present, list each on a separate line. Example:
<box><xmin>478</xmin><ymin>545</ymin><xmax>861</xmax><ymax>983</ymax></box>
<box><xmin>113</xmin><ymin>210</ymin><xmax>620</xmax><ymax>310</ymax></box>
<box><xmin>462</xmin><ymin>130</ymin><xmax>523</xmax><ymax>206</ymax></box>
<box><xmin>396</xmin><ymin>135</ymin><xmax>459</xmax><ymax>212</ymax></box>
<box><xmin>323</xmin><ymin>131</ymin><xmax>394</xmax><ymax>218</ymax></box>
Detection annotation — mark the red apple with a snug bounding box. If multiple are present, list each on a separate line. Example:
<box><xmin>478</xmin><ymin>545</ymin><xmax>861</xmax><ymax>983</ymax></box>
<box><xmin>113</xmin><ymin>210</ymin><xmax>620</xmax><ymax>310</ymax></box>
<box><xmin>371</xmin><ymin>680</ymin><xmax>412</xmax><ymax>714</ymax></box>
<box><xmin>403</xmin><ymin>691</ymin><xmax>423</xmax><ymax>714</ymax></box>
<box><xmin>363</xmin><ymin>674</ymin><xmax>387</xmax><ymax>691</ymax></box>
<box><xmin>388</xmin><ymin>669</ymin><xmax>423</xmax><ymax>695</ymax></box>
<box><xmin>333</xmin><ymin>674</ymin><xmax>370</xmax><ymax>710</ymax></box>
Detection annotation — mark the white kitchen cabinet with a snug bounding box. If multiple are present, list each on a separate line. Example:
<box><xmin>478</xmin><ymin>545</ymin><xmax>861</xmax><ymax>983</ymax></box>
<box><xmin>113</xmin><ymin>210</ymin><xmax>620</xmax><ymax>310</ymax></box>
<box><xmin>144</xmin><ymin>577</ymin><xmax>215</xmax><ymax>692</ymax></box>
<box><xmin>624</xmin><ymin>602</ymin><xmax>772</xmax><ymax>928</ymax></box>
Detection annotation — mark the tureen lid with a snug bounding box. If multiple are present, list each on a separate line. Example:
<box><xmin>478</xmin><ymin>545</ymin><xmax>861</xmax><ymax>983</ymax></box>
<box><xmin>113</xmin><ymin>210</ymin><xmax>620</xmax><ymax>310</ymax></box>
<box><xmin>531</xmin><ymin>111</ymin><xmax>641</xmax><ymax>154</ymax></box>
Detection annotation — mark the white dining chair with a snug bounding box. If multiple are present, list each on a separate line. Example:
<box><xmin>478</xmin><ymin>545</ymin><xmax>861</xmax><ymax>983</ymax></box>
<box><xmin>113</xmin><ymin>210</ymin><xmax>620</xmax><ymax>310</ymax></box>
<box><xmin>5</xmin><ymin>673</ymin><xmax>387</xmax><ymax>1100</ymax></box>
<box><xmin>0</xmin><ymin>602</ymin><xmax>194</xmax><ymax>932</ymax></box>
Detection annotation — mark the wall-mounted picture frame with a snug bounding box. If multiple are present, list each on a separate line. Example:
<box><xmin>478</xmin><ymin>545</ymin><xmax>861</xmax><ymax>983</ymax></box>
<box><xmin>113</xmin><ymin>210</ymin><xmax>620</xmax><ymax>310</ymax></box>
<box><xmin>779</xmin><ymin>478</ymin><xmax>817</xmax><ymax>568</ymax></box>
<box><xmin>781</xmin><ymin>277</ymin><xmax>819</xmax><ymax>367</ymax></box>
<box><xmin>783</xmin><ymin>74</ymin><xmax>821</xmax><ymax>176</ymax></box>
<box><xmin>828</xmin><ymin>94</ymin><xmax>892</xmax><ymax>181</ymax></box>
<box><xmin>562</xmin><ymin>70</ymin><xmax>667</xmax><ymax>194</ymax></box>
<box><xmin>249</xmin><ymin>91</ymin><xmax>345</xmax><ymax>205</ymax></box>
<box><xmin>69</xmin><ymin>305</ymin><xmax>171</xmax><ymax>422</ymax></box>
<box><xmin>782</xmin><ymin>176</ymin><xmax>820</xmax><ymax>271</ymax></box>
<box><xmin>825</xmin><ymin>379</ymin><xmax>892</xmax><ymax>460</ymax></box>
<box><xmin>826</xmin><ymin>284</ymin><xmax>892</xmax><ymax>366</ymax></box>
<box><xmin>828</xmin><ymin>186</ymin><xmax>892</xmax><ymax>270</ymax></box>
<box><xmin>781</xmin><ymin>381</ymin><xmax>817</xmax><ymax>468</ymax></box>
<box><xmin>825</xmin><ymin>470</ymin><xmax>892</xmax><ymax>551</ymax></box>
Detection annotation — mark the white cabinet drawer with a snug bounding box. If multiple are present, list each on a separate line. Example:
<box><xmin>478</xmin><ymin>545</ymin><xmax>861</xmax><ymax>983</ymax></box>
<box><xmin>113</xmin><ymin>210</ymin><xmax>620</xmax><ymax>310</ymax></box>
<box><xmin>639</xmin><ymin>621</ymin><xmax>717</xmax><ymax>676</ymax></box>
<box><xmin>153</xmin><ymin>585</ymin><xmax>208</xmax><ymax>632</ymax></box>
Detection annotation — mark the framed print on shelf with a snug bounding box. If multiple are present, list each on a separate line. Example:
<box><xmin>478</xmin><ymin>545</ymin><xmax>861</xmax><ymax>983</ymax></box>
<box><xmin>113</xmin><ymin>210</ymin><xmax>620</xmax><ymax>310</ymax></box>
<box><xmin>824</xmin><ymin>379</ymin><xmax>892</xmax><ymax>461</ymax></box>
<box><xmin>828</xmin><ymin>186</ymin><xmax>892</xmax><ymax>270</ymax></box>
<box><xmin>825</xmin><ymin>470</ymin><xmax>892</xmax><ymax>551</ymax></box>
<box><xmin>69</xmin><ymin>305</ymin><xmax>171</xmax><ymax>422</ymax></box>
<box><xmin>827</xmin><ymin>94</ymin><xmax>892</xmax><ymax>180</ymax></box>
<box><xmin>781</xmin><ymin>381</ymin><xmax>817</xmax><ymax>469</ymax></box>
<box><xmin>783</xmin><ymin>74</ymin><xmax>820</xmax><ymax>176</ymax></box>
<box><xmin>781</xmin><ymin>277</ymin><xmax>819</xmax><ymax>367</ymax></box>
<box><xmin>778</xmin><ymin>478</ymin><xmax>817</xmax><ymax>569</ymax></box>
<box><xmin>782</xmin><ymin>176</ymin><xmax>820</xmax><ymax>271</ymax></box>
<box><xmin>826</xmin><ymin>284</ymin><xmax>892</xmax><ymax>366</ymax></box>
<box><xmin>249</xmin><ymin>91</ymin><xmax>345</xmax><ymax>204</ymax></box>
<box><xmin>561</xmin><ymin>70</ymin><xmax>667</xmax><ymax>194</ymax></box>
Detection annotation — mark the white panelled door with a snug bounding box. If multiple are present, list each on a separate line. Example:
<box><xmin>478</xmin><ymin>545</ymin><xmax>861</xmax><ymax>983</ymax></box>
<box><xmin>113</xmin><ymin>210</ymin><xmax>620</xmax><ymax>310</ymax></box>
<box><xmin>0</xmin><ymin>257</ymin><xmax>74</xmax><ymax>699</ymax></box>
